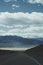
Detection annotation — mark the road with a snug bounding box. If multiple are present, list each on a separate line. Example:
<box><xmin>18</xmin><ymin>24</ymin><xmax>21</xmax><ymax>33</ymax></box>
<box><xmin>0</xmin><ymin>51</ymin><xmax>41</xmax><ymax>65</ymax></box>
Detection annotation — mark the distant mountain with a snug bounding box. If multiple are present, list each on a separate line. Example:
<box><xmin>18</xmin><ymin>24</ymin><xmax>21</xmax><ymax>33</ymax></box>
<box><xmin>0</xmin><ymin>36</ymin><xmax>43</xmax><ymax>47</ymax></box>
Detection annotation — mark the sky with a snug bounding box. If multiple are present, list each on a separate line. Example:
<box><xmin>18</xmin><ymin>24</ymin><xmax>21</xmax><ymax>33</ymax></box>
<box><xmin>0</xmin><ymin>0</ymin><xmax>43</xmax><ymax>38</ymax></box>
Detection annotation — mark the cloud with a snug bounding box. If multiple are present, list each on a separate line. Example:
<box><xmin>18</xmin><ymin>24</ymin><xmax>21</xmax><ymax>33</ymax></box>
<box><xmin>4</xmin><ymin>0</ymin><xmax>17</xmax><ymax>2</ymax></box>
<box><xmin>4</xmin><ymin>0</ymin><xmax>43</xmax><ymax>4</ymax></box>
<box><xmin>23</xmin><ymin>0</ymin><xmax>43</xmax><ymax>4</ymax></box>
<box><xmin>4</xmin><ymin>0</ymin><xmax>11</xmax><ymax>2</ymax></box>
<box><xmin>0</xmin><ymin>12</ymin><xmax>43</xmax><ymax>38</ymax></box>
<box><xmin>12</xmin><ymin>4</ymin><xmax>19</xmax><ymax>9</ymax></box>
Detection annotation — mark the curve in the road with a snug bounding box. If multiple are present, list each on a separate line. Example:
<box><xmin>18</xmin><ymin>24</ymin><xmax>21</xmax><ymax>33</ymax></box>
<box><xmin>0</xmin><ymin>52</ymin><xmax>41</xmax><ymax>65</ymax></box>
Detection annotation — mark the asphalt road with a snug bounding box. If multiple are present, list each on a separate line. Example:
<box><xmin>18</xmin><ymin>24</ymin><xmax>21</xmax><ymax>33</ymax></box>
<box><xmin>0</xmin><ymin>51</ymin><xmax>41</xmax><ymax>65</ymax></box>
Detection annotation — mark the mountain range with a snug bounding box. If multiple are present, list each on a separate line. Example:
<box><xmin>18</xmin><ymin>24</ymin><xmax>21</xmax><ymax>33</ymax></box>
<box><xmin>0</xmin><ymin>36</ymin><xmax>43</xmax><ymax>47</ymax></box>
